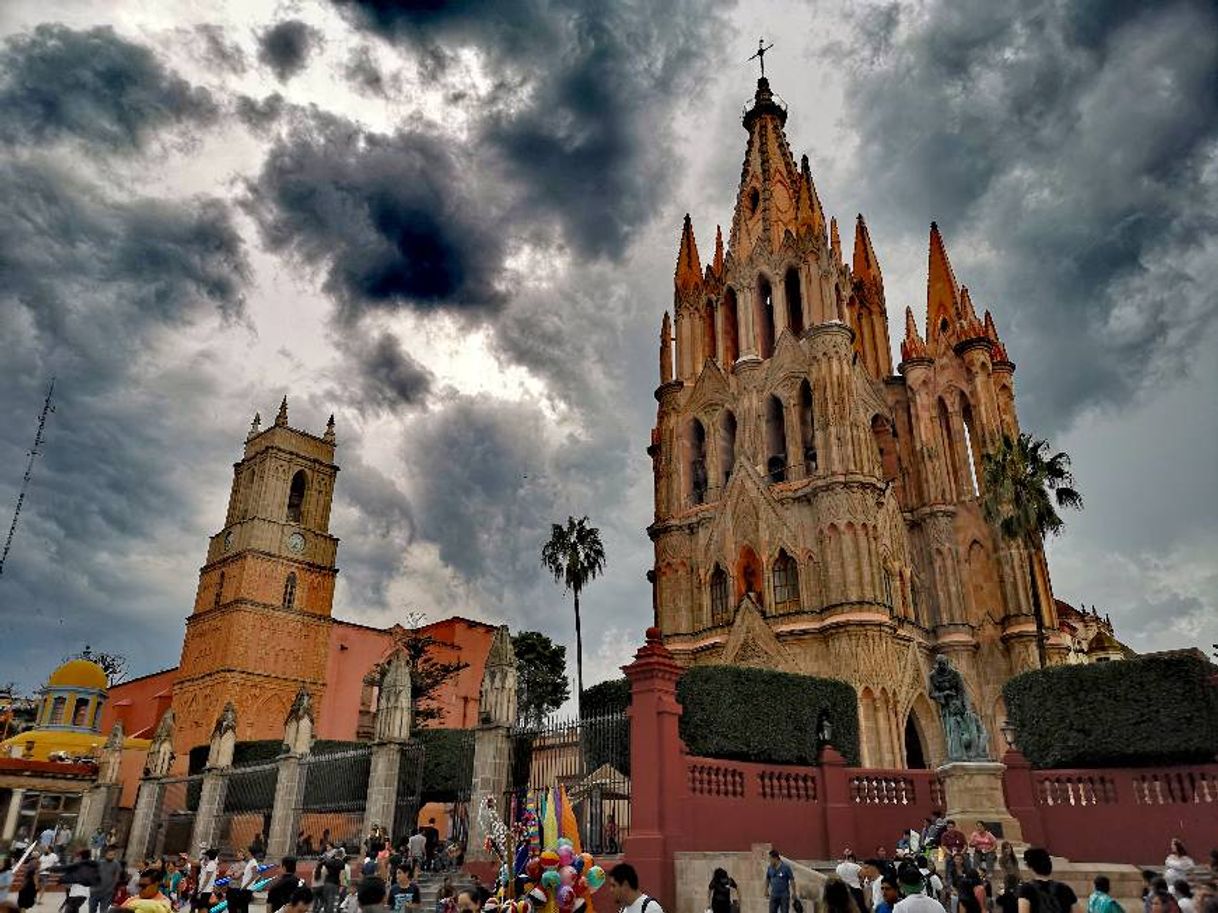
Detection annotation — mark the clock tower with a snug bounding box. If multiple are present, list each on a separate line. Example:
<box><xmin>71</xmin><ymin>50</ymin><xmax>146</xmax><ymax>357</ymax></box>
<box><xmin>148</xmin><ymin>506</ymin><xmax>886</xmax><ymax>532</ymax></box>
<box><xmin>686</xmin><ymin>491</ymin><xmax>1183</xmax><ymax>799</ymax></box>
<box><xmin>170</xmin><ymin>397</ymin><xmax>340</xmax><ymax>761</ymax></box>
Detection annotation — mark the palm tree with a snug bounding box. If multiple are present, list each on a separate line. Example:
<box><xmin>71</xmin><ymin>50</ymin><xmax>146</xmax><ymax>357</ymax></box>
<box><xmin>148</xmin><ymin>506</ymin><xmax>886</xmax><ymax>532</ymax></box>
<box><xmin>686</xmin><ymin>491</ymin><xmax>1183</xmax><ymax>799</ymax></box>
<box><xmin>981</xmin><ymin>432</ymin><xmax>1083</xmax><ymax>667</ymax></box>
<box><xmin>541</xmin><ymin>516</ymin><xmax>606</xmax><ymax>715</ymax></box>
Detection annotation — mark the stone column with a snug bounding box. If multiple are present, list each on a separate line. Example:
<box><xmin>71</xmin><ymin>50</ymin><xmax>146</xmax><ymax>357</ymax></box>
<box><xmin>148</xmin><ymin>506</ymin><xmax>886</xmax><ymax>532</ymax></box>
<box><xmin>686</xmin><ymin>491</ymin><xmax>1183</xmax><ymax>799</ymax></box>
<box><xmin>819</xmin><ymin>746</ymin><xmax>856</xmax><ymax>854</ymax></box>
<box><xmin>267</xmin><ymin>754</ymin><xmax>305</xmax><ymax>859</ymax></box>
<box><xmin>2</xmin><ymin>788</ymin><xmax>25</xmax><ymax>841</ymax></box>
<box><xmin>623</xmin><ymin>627</ymin><xmax>686</xmax><ymax>912</ymax></box>
<box><xmin>362</xmin><ymin>743</ymin><xmax>402</xmax><ymax>839</ymax></box>
<box><xmin>936</xmin><ymin>760</ymin><xmax>1022</xmax><ymax>843</ymax></box>
<box><xmin>191</xmin><ymin>771</ymin><xmax>229</xmax><ymax>852</ymax></box>
<box><xmin>76</xmin><ymin>784</ymin><xmax>121</xmax><ymax>842</ymax></box>
<box><xmin>467</xmin><ymin>726</ymin><xmax>512</xmax><ymax>861</ymax></box>
<box><xmin>126</xmin><ymin>780</ymin><xmax>163</xmax><ymax>860</ymax></box>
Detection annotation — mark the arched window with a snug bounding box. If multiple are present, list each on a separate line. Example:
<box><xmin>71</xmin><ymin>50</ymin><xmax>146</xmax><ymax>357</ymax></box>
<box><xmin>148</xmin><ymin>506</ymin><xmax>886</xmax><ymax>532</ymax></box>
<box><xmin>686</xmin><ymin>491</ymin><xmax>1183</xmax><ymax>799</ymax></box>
<box><xmin>722</xmin><ymin>289</ymin><xmax>739</xmax><ymax>366</ymax></box>
<box><xmin>287</xmin><ymin>470</ymin><xmax>307</xmax><ymax>523</ymax></box>
<box><xmin>883</xmin><ymin>567</ymin><xmax>894</xmax><ymax>607</ymax></box>
<box><xmin>785</xmin><ymin>267</ymin><xmax>804</xmax><ymax>337</ymax></box>
<box><xmin>709</xmin><ymin>566</ymin><xmax>730</xmax><ymax>625</ymax></box>
<box><xmin>904</xmin><ymin>715</ymin><xmax>927</xmax><ymax>769</ymax></box>
<box><xmin>687</xmin><ymin>418</ymin><xmax>708</xmax><ymax>505</ymax></box>
<box><xmin>938</xmin><ymin>398</ymin><xmax>959</xmax><ymax>498</ymax></box>
<box><xmin>765</xmin><ymin>395</ymin><xmax>787</xmax><ymax>482</ymax></box>
<box><xmin>772</xmin><ymin>550</ymin><xmax>800</xmax><ymax>611</ymax></box>
<box><xmin>799</xmin><ymin>380</ymin><xmax>816</xmax><ymax>473</ymax></box>
<box><xmin>214</xmin><ymin>571</ymin><xmax>225</xmax><ymax>610</ymax></box>
<box><xmin>72</xmin><ymin>698</ymin><xmax>89</xmax><ymax>727</ymax></box>
<box><xmin>737</xmin><ymin>545</ymin><xmax>764</xmax><ymax>608</ymax></box>
<box><xmin>756</xmin><ymin>276</ymin><xmax>775</xmax><ymax>359</ymax></box>
<box><xmin>961</xmin><ymin>400</ymin><xmax>981</xmax><ymax>497</ymax></box>
<box><xmin>871</xmin><ymin>414</ymin><xmax>898</xmax><ymax>483</ymax></box>
<box><xmin>283</xmin><ymin>572</ymin><xmax>298</xmax><ymax>609</ymax></box>
<box><xmin>49</xmin><ymin>696</ymin><xmax>66</xmax><ymax>725</ymax></box>
<box><xmin>719</xmin><ymin>410</ymin><xmax>737</xmax><ymax>487</ymax></box>
<box><xmin>703</xmin><ymin>301</ymin><xmax>717</xmax><ymax>365</ymax></box>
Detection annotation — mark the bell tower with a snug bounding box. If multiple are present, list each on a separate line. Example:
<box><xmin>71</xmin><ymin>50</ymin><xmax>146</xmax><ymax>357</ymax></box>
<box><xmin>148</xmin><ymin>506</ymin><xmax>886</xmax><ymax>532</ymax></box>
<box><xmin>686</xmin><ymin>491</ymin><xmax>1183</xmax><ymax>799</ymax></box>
<box><xmin>170</xmin><ymin>398</ymin><xmax>340</xmax><ymax>761</ymax></box>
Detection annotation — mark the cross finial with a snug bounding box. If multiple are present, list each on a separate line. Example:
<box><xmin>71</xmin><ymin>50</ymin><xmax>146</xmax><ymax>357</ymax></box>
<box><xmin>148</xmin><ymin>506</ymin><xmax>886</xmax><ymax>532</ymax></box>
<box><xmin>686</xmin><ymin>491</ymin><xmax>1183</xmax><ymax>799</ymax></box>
<box><xmin>748</xmin><ymin>37</ymin><xmax>774</xmax><ymax>78</ymax></box>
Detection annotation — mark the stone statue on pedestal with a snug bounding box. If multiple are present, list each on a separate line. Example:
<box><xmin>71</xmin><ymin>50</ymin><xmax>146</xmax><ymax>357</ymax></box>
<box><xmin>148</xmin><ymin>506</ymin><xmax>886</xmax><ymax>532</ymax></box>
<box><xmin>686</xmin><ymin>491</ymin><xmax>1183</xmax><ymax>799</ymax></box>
<box><xmin>929</xmin><ymin>656</ymin><xmax>990</xmax><ymax>761</ymax></box>
<box><xmin>282</xmin><ymin>687</ymin><xmax>314</xmax><ymax>756</ymax></box>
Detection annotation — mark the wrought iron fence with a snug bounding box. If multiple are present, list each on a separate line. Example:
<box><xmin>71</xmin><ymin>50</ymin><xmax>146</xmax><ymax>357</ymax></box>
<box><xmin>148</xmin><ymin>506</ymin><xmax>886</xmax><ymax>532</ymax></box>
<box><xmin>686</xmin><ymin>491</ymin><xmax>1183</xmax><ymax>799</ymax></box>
<box><xmin>149</xmin><ymin>774</ymin><xmax>204</xmax><ymax>859</ymax></box>
<box><xmin>393</xmin><ymin>741</ymin><xmax>426</xmax><ymax>845</ymax></box>
<box><xmin>296</xmin><ymin>745</ymin><xmax>372</xmax><ymax>855</ymax></box>
<box><xmin>216</xmin><ymin>760</ymin><xmax>278</xmax><ymax>856</ymax></box>
<box><xmin>505</xmin><ymin>712</ymin><xmax>630</xmax><ymax>855</ymax></box>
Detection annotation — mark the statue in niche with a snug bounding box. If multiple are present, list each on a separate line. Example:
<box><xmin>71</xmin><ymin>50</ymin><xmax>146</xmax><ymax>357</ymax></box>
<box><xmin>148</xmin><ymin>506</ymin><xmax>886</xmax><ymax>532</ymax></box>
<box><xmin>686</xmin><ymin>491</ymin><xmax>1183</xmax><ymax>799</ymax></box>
<box><xmin>928</xmin><ymin>655</ymin><xmax>990</xmax><ymax>762</ymax></box>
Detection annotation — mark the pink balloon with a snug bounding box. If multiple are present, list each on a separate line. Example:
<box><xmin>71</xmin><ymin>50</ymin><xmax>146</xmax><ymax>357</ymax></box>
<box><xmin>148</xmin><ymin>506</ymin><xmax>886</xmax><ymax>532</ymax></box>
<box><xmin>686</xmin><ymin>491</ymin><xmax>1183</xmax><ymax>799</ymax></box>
<box><xmin>557</xmin><ymin>846</ymin><xmax>575</xmax><ymax>867</ymax></box>
<box><xmin>559</xmin><ymin>866</ymin><xmax>576</xmax><ymax>886</ymax></box>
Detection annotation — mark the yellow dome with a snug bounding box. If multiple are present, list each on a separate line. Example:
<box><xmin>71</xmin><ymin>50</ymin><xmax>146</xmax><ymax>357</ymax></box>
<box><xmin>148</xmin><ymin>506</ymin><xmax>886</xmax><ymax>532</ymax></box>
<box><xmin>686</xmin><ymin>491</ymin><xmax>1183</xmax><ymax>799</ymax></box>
<box><xmin>0</xmin><ymin>729</ymin><xmax>105</xmax><ymax>762</ymax></box>
<box><xmin>47</xmin><ymin>659</ymin><xmax>108</xmax><ymax>691</ymax></box>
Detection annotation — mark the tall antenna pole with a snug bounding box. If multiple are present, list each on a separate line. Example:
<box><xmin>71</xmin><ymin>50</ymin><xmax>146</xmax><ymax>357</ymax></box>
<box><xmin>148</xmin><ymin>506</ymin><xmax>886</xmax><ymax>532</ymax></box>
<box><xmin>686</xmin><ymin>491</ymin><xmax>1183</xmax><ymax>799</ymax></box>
<box><xmin>0</xmin><ymin>378</ymin><xmax>55</xmax><ymax>577</ymax></box>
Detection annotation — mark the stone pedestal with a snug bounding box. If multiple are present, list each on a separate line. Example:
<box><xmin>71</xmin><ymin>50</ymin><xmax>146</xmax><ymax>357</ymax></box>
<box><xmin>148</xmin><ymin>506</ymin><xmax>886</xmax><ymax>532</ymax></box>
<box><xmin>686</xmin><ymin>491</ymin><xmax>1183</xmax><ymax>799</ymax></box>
<box><xmin>362</xmin><ymin>743</ymin><xmax>401</xmax><ymax>840</ymax></box>
<box><xmin>467</xmin><ymin>726</ymin><xmax>512</xmax><ymax>861</ymax></box>
<box><xmin>936</xmin><ymin>761</ymin><xmax>1022</xmax><ymax>842</ymax></box>
<box><xmin>191</xmin><ymin>771</ymin><xmax>229</xmax><ymax>852</ymax></box>
<box><xmin>267</xmin><ymin>755</ymin><xmax>305</xmax><ymax>858</ymax></box>
<box><xmin>127</xmin><ymin>779</ymin><xmax>163</xmax><ymax>860</ymax></box>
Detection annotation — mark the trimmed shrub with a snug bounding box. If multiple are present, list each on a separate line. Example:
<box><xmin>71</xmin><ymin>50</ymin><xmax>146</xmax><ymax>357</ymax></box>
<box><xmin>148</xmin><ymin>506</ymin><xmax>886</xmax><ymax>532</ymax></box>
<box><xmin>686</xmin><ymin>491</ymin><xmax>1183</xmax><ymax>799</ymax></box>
<box><xmin>677</xmin><ymin>665</ymin><xmax>860</xmax><ymax>766</ymax></box>
<box><xmin>1003</xmin><ymin>651</ymin><xmax>1218</xmax><ymax>768</ymax></box>
<box><xmin>581</xmin><ymin>679</ymin><xmax>631</xmax><ymax>716</ymax></box>
<box><xmin>416</xmin><ymin>728</ymin><xmax>475</xmax><ymax>802</ymax></box>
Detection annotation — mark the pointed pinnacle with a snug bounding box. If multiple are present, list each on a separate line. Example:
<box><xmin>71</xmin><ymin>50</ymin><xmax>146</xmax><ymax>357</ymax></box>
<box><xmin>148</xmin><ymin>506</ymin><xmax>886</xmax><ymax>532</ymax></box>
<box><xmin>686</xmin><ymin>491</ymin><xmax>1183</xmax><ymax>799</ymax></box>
<box><xmin>675</xmin><ymin>213</ymin><xmax>703</xmax><ymax>293</ymax></box>
<box><xmin>829</xmin><ymin>217</ymin><xmax>842</xmax><ymax>264</ymax></box>
<box><xmin>712</xmin><ymin>224</ymin><xmax>724</xmax><ymax>277</ymax></box>
<box><xmin>275</xmin><ymin>396</ymin><xmax>289</xmax><ymax>426</ymax></box>
<box><xmin>927</xmin><ymin>221</ymin><xmax>961</xmax><ymax>338</ymax></box>
<box><xmin>852</xmin><ymin>212</ymin><xmax>880</xmax><ymax>281</ymax></box>
<box><xmin>323</xmin><ymin>413</ymin><xmax>336</xmax><ymax>444</ymax></box>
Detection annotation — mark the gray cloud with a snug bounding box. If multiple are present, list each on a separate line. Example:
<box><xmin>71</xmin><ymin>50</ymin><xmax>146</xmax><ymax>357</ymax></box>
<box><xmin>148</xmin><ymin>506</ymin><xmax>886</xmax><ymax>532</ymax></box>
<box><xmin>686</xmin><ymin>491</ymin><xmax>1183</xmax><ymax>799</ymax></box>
<box><xmin>257</xmin><ymin>19</ymin><xmax>323</xmax><ymax>83</ymax></box>
<box><xmin>243</xmin><ymin>113</ymin><xmax>510</xmax><ymax>320</ymax></box>
<box><xmin>235</xmin><ymin>92</ymin><xmax>286</xmax><ymax>132</ymax></box>
<box><xmin>343</xmin><ymin>45</ymin><xmax>389</xmax><ymax>97</ymax></box>
<box><xmin>0</xmin><ymin>23</ymin><xmax>219</xmax><ymax>151</ymax></box>
<box><xmin>349</xmin><ymin>330</ymin><xmax>434</xmax><ymax>411</ymax></box>
<box><xmin>194</xmin><ymin>23</ymin><xmax>247</xmax><ymax>75</ymax></box>
<box><xmin>838</xmin><ymin>0</ymin><xmax>1218</xmax><ymax>429</ymax></box>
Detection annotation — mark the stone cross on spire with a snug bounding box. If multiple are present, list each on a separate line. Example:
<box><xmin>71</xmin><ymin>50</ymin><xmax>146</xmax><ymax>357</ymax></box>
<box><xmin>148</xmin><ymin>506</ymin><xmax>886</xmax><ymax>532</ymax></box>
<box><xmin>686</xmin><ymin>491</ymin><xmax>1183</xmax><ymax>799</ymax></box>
<box><xmin>748</xmin><ymin>37</ymin><xmax>774</xmax><ymax>78</ymax></box>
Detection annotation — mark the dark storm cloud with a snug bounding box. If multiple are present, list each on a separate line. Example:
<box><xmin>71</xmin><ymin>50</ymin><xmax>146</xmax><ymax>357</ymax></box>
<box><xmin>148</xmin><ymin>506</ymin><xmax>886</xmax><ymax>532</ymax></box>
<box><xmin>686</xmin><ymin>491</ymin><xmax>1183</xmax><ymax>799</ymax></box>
<box><xmin>333</xmin><ymin>0</ymin><xmax>728</xmax><ymax>259</ymax></box>
<box><xmin>839</xmin><ymin>0</ymin><xmax>1218</xmax><ymax>428</ymax></box>
<box><xmin>257</xmin><ymin>19</ymin><xmax>324</xmax><ymax>83</ymax></box>
<box><xmin>351</xmin><ymin>330</ymin><xmax>434</xmax><ymax>410</ymax></box>
<box><xmin>0</xmin><ymin>24</ymin><xmax>218</xmax><ymax>151</ymax></box>
<box><xmin>236</xmin><ymin>93</ymin><xmax>287</xmax><ymax>132</ymax></box>
<box><xmin>344</xmin><ymin>46</ymin><xmax>389</xmax><ymax>97</ymax></box>
<box><xmin>243</xmin><ymin>114</ymin><xmax>508</xmax><ymax>319</ymax></box>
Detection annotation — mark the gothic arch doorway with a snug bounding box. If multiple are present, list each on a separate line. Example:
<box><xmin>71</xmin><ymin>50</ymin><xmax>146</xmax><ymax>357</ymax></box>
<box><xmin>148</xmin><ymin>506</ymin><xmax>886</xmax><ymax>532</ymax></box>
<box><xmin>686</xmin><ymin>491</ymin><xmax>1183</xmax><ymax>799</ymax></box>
<box><xmin>904</xmin><ymin>714</ymin><xmax>928</xmax><ymax>769</ymax></box>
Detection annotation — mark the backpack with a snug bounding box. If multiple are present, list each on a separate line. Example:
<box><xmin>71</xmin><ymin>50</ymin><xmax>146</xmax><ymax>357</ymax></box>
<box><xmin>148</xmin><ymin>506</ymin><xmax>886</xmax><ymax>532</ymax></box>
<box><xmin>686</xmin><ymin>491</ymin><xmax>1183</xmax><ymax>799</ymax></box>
<box><xmin>641</xmin><ymin>899</ymin><xmax>656</xmax><ymax>913</ymax></box>
<box><xmin>1029</xmin><ymin>881</ymin><xmax>1063</xmax><ymax>913</ymax></box>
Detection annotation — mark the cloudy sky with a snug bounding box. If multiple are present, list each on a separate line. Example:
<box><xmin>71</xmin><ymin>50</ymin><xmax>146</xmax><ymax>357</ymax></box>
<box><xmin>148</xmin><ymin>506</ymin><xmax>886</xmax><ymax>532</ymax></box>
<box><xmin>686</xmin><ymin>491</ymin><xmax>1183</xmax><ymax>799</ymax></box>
<box><xmin>1</xmin><ymin>0</ymin><xmax>1215</xmax><ymax>696</ymax></box>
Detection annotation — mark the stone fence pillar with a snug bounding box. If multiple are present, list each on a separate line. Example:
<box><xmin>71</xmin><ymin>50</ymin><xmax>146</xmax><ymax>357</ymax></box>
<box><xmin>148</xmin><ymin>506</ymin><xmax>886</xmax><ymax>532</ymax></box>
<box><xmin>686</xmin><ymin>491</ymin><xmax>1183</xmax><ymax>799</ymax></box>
<box><xmin>126</xmin><ymin>779</ymin><xmax>164</xmax><ymax>860</ymax></box>
<box><xmin>267</xmin><ymin>754</ymin><xmax>306</xmax><ymax>859</ymax></box>
<box><xmin>623</xmin><ymin>627</ymin><xmax>686</xmax><ymax>912</ymax></box>
<box><xmin>467</xmin><ymin>725</ymin><xmax>512</xmax><ymax>861</ymax></box>
<box><xmin>362</xmin><ymin>743</ymin><xmax>402</xmax><ymax>840</ymax></box>
<box><xmin>819</xmin><ymin>746</ymin><xmax>856</xmax><ymax>856</ymax></box>
<box><xmin>999</xmin><ymin>749</ymin><xmax>1043</xmax><ymax>846</ymax></box>
<box><xmin>191</xmin><ymin>770</ymin><xmax>229</xmax><ymax>852</ymax></box>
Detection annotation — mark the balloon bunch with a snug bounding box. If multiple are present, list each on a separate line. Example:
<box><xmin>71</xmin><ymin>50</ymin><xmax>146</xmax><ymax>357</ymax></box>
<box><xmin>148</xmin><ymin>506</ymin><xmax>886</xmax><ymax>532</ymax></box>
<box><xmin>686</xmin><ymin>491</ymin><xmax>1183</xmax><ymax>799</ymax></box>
<box><xmin>208</xmin><ymin>864</ymin><xmax>277</xmax><ymax>913</ymax></box>
<box><xmin>514</xmin><ymin>785</ymin><xmax>604</xmax><ymax>913</ymax></box>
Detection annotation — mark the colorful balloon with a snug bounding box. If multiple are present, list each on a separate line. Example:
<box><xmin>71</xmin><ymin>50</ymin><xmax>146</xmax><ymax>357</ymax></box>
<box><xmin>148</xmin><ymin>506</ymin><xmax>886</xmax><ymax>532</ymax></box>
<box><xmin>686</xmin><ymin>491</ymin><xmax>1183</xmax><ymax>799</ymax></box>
<box><xmin>571</xmin><ymin>858</ymin><xmax>584</xmax><ymax>875</ymax></box>
<box><xmin>556</xmin><ymin>838</ymin><xmax>573</xmax><ymax>850</ymax></box>
<box><xmin>585</xmin><ymin>867</ymin><xmax>606</xmax><ymax>891</ymax></box>
<box><xmin>540</xmin><ymin>850</ymin><xmax>560</xmax><ymax>870</ymax></box>
<box><xmin>557</xmin><ymin>886</ymin><xmax>575</xmax><ymax>908</ymax></box>
<box><xmin>557</xmin><ymin>846</ymin><xmax>575</xmax><ymax>867</ymax></box>
<box><xmin>578</xmin><ymin>854</ymin><xmax>594</xmax><ymax>873</ymax></box>
<box><xmin>541</xmin><ymin>870</ymin><xmax>560</xmax><ymax>889</ymax></box>
<box><xmin>525</xmin><ymin>858</ymin><xmax>542</xmax><ymax>881</ymax></box>
<box><xmin>559</xmin><ymin>866</ymin><xmax>576</xmax><ymax>886</ymax></box>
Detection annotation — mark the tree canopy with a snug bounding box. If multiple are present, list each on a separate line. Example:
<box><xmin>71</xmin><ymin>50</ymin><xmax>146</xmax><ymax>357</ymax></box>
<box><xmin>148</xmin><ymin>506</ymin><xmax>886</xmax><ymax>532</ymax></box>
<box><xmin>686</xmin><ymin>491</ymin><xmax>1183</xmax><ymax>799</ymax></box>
<box><xmin>512</xmin><ymin>630</ymin><xmax>570</xmax><ymax>727</ymax></box>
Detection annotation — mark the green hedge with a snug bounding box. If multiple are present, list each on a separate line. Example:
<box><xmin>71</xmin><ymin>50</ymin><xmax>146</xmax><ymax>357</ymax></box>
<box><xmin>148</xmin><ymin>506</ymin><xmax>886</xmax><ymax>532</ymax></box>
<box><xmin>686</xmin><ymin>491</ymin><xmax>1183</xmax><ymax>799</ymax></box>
<box><xmin>416</xmin><ymin>728</ymin><xmax>475</xmax><ymax>802</ymax></box>
<box><xmin>677</xmin><ymin>665</ymin><xmax>860</xmax><ymax>766</ymax></box>
<box><xmin>581</xmin><ymin>679</ymin><xmax>631</xmax><ymax>716</ymax></box>
<box><xmin>1003</xmin><ymin>651</ymin><xmax>1218</xmax><ymax>768</ymax></box>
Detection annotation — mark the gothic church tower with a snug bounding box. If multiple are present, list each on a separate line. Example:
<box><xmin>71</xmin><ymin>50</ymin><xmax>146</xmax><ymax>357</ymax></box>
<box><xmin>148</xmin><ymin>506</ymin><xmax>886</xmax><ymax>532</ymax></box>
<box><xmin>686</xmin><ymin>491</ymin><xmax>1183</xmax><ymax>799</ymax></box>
<box><xmin>170</xmin><ymin>399</ymin><xmax>339</xmax><ymax>761</ymax></box>
<box><xmin>649</xmin><ymin>77</ymin><xmax>1065</xmax><ymax>769</ymax></box>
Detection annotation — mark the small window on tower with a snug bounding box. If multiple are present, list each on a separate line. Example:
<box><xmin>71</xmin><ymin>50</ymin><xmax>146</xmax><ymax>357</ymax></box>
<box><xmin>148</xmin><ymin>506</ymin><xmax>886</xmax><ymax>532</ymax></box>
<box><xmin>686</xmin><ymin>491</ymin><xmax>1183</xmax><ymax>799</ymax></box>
<box><xmin>749</xmin><ymin>187</ymin><xmax>760</xmax><ymax>215</ymax></box>
<box><xmin>283</xmin><ymin>572</ymin><xmax>297</xmax><ymax>609</ymax></box>
<box><xmin>710</xmin><ymin>566</ymin><xmax>730</xmax><ymax>625</ymax></box>
<box><xmin>287</xmin><ymin>470</ymin><xmax>307</xmax><ymax>524</ymax></box>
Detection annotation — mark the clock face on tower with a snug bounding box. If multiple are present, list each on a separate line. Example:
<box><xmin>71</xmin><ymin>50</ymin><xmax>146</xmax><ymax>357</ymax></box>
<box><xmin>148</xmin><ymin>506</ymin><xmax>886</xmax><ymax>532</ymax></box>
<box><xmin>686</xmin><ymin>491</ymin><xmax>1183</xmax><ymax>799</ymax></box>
<box><xmin>287</xmin><ymin>532</ymin><xmax>306</xmax><ymax>554</ymax></box>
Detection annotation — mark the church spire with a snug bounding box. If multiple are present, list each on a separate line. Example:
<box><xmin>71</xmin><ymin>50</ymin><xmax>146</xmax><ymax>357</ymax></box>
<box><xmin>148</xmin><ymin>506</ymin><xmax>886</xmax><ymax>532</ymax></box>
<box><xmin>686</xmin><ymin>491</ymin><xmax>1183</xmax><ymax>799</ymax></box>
<box><xmin>852</xmin><ymin>214</ymin><xmax>882</xmax><ymax>287</ymax></box>
<box><xmin>660</xmin><ymin>311</ymin><xmax>674</xmax><ymax>384</ymax></box>
<box><xmin>275</xmin><ymin>396</ymin><xmax>289</xmax><ymax>427</ymax></box>
<box><xmin>247</xmin><ymin>412</ymin><xmax>261</xmax><ymax>441</ymax></box>
<box><xmin>829</xmin><ymin>217</ymin><xmax>842</xmax><ymax>266</ymax></box>
<box><xmin>712</xmin><ymin>224</ymin><xmax>724</xmax><ymax>278</ymax></box>
<box><xmin>323</xmin><ymin>414</ymin><xmax>336</xmax><ymax>444</ymax></box>
<box><xmin>730</xmin><ymin>75</ymin><xmax>801</xmax><ymax>259</ymax></box>
<box><xmin>674</xmin><ymin>213</ymin><xmax>703</xmax><ymax>294</ymax></box>
<box><xmin>900</xmin><ymin>306</ymin><xmax>929</xmax><ymax>363</ymax></box>
<box><xmin>926</xmin><ymin>221</ymin><xmax>960</xmax><ymax>346</ymax></box>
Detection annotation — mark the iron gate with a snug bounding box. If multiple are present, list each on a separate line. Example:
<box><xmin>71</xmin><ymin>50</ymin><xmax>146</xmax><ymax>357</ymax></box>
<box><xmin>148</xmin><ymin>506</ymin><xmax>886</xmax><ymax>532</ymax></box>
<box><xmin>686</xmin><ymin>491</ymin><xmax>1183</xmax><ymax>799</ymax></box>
<box><xmin>150</xmin><ymin>774</ymin><xmax>204</xmax><ymax>859</ymax></box>
<box><xmin>296</xmin><ymin>745</ymin><xmax>372</xmax><ymax>854</ymax></box>
<box><xmin>216</xmin><ymin>761</ymin><xmax>278</xmax><ymax>856</ymax></box>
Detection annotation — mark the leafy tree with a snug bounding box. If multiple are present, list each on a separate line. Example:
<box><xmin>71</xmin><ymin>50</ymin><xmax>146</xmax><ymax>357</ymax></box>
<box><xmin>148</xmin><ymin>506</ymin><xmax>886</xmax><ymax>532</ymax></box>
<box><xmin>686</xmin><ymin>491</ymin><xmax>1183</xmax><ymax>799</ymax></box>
<box><xmin>385</xmin><ymin>628</ymin><xmax>469</xmax><ymax>730</ymax></box>
<box><xmin>512</xmin><ymin>631</ymin><xmax>570</xmax><ymax>728</ymax></box>
<box><xmin>981</xmin><ymin>432</ymin><xmax>1083</xmax><ymax>667</ymax></box>
<box><xmin>541</xmin><ymin>516</ymin><xmax>606</xmax><ymax>715</ymax></box>
<box><xmin>69</xmin><ymin>645</ymin><xmax>129</xmax><ymax>685</ymax></box>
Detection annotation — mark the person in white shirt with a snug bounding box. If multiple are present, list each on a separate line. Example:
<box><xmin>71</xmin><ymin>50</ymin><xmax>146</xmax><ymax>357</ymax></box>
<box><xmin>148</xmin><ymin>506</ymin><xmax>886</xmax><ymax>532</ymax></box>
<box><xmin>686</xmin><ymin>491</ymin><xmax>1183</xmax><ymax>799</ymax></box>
<box><xmin>836</xmin><ymin>852</ymin><xmax>865</xmax><ymax>911</ymax></box>
<box><xmin>37</xmin><ymin>848</ymin><xmax>60</xmax><ymax>903</ymax></box>
<box><xmin>195</xmin><ymin>849</ymin><xmax>220</xmax><ymax>912</ymax></box>
<box><xmin>1164</xmin><ymin>839</ymin><xmax>1194</xmax><ymax>887</ymax></box>
<box><xmin>893</xmin><ymin>863</ymin><xmax>946</xmax><ymax>913</ymax></box>
<box><xmin>608</xmin><ymin>863</ymin><xmax>664</xmax><ymax>913</ymax></box>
